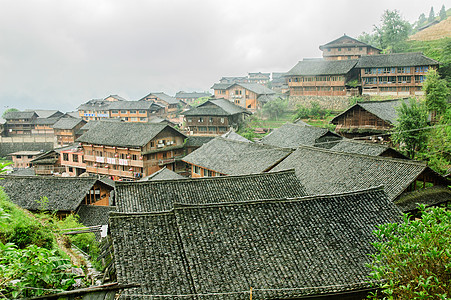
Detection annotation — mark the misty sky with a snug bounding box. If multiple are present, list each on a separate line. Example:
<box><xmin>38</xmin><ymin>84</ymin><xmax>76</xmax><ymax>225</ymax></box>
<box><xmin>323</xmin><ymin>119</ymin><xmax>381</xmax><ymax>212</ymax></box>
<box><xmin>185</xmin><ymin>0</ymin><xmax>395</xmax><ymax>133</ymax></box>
<box><xmin>0</xmin><ymin>0</ymin><xmax>446</xmax><ymax>114</ymax></box>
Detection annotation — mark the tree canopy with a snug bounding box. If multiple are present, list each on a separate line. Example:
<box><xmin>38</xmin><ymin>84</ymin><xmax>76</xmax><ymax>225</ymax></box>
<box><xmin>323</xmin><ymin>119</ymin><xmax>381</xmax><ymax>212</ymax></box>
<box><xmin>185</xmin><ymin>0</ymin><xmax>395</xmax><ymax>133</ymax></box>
<box><xmin>428</xmin><ymin>6</ymin><xmax>436</xmax><ymax>22</ymax></box>
<box><xmin>423</xmin><ymin>68</ymin><xmax>450</xmax><ymax>118</ymax></box>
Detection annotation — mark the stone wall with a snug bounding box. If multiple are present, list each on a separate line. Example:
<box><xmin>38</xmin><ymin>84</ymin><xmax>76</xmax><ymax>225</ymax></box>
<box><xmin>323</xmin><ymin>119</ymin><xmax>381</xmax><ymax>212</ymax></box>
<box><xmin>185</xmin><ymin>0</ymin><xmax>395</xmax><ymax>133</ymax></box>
<box><xmin>288</xmin><ymin>96</ymin><xmax>351</xmax><ymax>112</ymax></box>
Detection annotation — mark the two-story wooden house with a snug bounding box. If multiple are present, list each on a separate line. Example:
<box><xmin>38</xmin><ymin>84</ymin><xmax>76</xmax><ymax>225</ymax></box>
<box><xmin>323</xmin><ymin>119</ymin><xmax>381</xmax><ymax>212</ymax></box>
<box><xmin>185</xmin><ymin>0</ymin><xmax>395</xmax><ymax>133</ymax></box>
<box><xmin>355</xmin><ymin>52</ymin><xmax>439</xmax><ymax>96</ymax></box>
<box><xmin>108</xmin><ymin>101</ymin><xmax>165</xmax><ymax>122</ymax></box>
<box><xmin>52</xmin><ymin>117</ymin><xmax>87</xmax><ymax>146</ymax></box>
<box><xmin>319</xmin><ymin>34</ymin><xmax>381</xmax><ymax>60</ymax></box>
<box><xmin>139</xmin><ymin>92</ymin><xmax>185</xmax><ymax>117</ymax></box>
<box><xmin>77</xmin><ymin>95</ymin><xmax>126</xmax><ymax>121</ymax></box>
<box><xmin>248</xmin><ymin>72</ymin><xmax>270</xmax><ymax>84</ymax></box>
<box><xmin>183</xmin><ymin>98</ymin><xmax>251</xmax><ymax>135</ymax></box>
<box><xmin>77</xmin><ymin>121</ymin><xmax>187</xmax><ymax>180</ymax></box>
<box><xmin>211</xmin><ymin>83</ymin><xmax>276</xmax><ymax>111</ymax></box>
<box><xmin>3</xmin><ymin>111</ymin><xmax>38</xmax><ymax>136</ymax></box>
<box><xmin>59</xmin><ymin>145</ymin><xmax>86</xmax><ymax>176</ymax></box>
<box><xmin>285</xmin><ymin>59</ymin><xmax>359</xmax><ymax>96</ymax></box>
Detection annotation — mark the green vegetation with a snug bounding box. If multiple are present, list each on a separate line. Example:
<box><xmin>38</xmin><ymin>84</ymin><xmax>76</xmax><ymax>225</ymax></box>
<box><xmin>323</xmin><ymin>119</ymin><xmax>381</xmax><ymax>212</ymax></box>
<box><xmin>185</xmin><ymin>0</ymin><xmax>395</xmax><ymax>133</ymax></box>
<box><xmin>262</xmin><ymin>97</ymin><xmax>288</xmax><ymax>120</ymax></box>
<box><xmin>292</xmin><ymin>101</ymin><xmax>333</xmax><ymax>121</ymax></box>
<box><xmin>1</xmin><ymin>108</ymin><xmax>19</xmax><ymax>118</ymax></box>
<box><xmin>423</xmin><ymin>69</ymin><xmax>450</xmax><ymax>116</ymax></box>
<box><xmin>190</xmin><ymin>96</ymin><xmax>211</xmax><ymax>107</ymax></box>
<box><xmin>367</xmin><ymin>205</ymin><xmax>451</xmax><ymax>299</ymax></box>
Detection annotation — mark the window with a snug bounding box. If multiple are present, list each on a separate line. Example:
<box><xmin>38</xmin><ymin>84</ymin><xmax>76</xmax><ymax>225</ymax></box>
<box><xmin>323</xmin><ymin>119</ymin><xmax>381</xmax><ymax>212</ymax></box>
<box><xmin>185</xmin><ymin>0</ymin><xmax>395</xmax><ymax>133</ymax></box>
<box><xmin>150</xmin><ymin>141</ymin><xmax>155</xmax><ymax>147</ymax></box>
<box><xmin>63</xmin><ymin>153</ymin><xmax>69</xmax><ymax>161</ymax></box>
<box><xmin>130</xmin><ymin>110</ymin><xmax>137</xmax><ymax>114</ymax></box>
<box><xmin>187</xmin><ymin>118</ymin><xmax>192</xmax><ymax>122</ymax></box>
<box><xmin>415</xmin><ymin>66</ymin><xmax>428</xmax><ymax>73</ymax></box>
<box><xmin>198</xmin><ymin>127</ymin><xmax>207</xmax><ymax>132</ymax></box>
<box><xmin>111</xmin><ymin>110</ymin><xmax>118</xmax><ymax>114</ymax></box>
<box><xmin>27</xmin><ymin>155</ymin><xmax>33</xmax><ymax>159</ymax></box>
<box><xmin>138</xmin><ymin>110</ymin><xmax>146</xmax><ymax>114</ymax></box>
<box><xmin>120</xmin><ymin>110</ymin><xmax>127</xmax><ymax>114</ymax></box>
<box><xmin>415</xmin><ymin>75</ymin><xmax>425</xmax><ymax>83</ymax></box>
<box><xmin>69</xmin><ymin>167</ymin><xmax>73</xmax><ymax>172</ymax></box>
<box><xmin>397</xmin><ymin>76</ymin><xmax>411</xmax><ymax>83</ymax></box>
<box><xmin>347</xmin><ymin>48</ymin><xmax>351</xmax><ymax>51</ymax></box>
<box><xmin>220</xmin><ymin>118</ymin><xmax>224</xmax><ymax>123</ymax></box>
<box><xmin>193</xmin><ymin>165</ymin><xmax>200</xmax><ymax>174</ymax></box>
<box><xmin>208</xmin><ymin>127</ymin><xmax>217</xmax><ymax>132</ymax></box>
<box><xmin>198</xmin><ymin>117</ymin><xmax>204</xmax><ymax>122</ymax></box>
<box><xmin>132</xmin><ymin>154</ymin><xmax>138</xmax><ymax>160</ymax></box>
<box><xmin>204</xmin><ymin>169</ymin><xmax>213</xmax><ymax>177</ymax></box>
<box><xmin>209</xmin><ymin>117</ymin><xmax>213</xmax><ymax>123</ymax></box>
<box><xmin>72</xmin><ymin>154</ymin><xmax>78</xmax><ymax>162</ymax></box>
<box><xmin>140</xmin><ymin>117</ymin><xmax>147</xmax><ymax>121</ymax></box>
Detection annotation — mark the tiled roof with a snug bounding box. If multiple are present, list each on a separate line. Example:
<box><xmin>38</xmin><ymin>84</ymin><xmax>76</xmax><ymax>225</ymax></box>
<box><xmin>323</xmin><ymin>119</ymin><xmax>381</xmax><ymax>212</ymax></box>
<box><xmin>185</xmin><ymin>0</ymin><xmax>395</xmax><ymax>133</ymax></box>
<box><xmin>175</xmin><ymin>91</ymin><xmax>211</xmax><ymax>99</ymax></box>
<box><xmin>32</xmin><ymin>117</ymin><xmax>62</xmax><ymax>125</ymax></box>
<box><xmin>139</xmin><ymin>167</ymin><xmax>186</xmax><ymax>181</ymax></box>
<box><xmin>4</xmin><ymin>111</ymin><xmax>37</xmax><ymax>120</ymax></box>
<box><xmin>234</xmin><ymin>83</ymin><xmax>275</xmax><ymax>95</ymax></box>
<box><xmin>183</xmin><ymin>99</ymin><xmax>249</xmax><ymax>116</ymax></box>
<box><xmin>272</xmin><ymin>145</ymin><xmax>443</xmax><ymax>201</ymax></box>
<box><xmin>77</xmin><ymin>121</ymin><xmax>185</xmax><ymax>148</ymax></box>
<box><xmin>105</xmin><ymin>95</ymin><xmax>127</xmax><ymax>101</ymax></box>
<box><xmin>394</xmin><ymin>186</ymin><xmax>451</xmax><ymax>213</ymax></box>
<box><xmin>77</xmin><ymin>205</ymin><xmax>117</xmax><ymax>227</ymax></box>
<box><xmin>331</xmin><ymin>99</ymin><xmax>408</xmax><ymax>125</ymax></box>
<box><xmin>8</xmin><ymin>168</ymin><xmax>36</xmax><ymax>176</ymax></box>
<box><xmin>185</xmin><ymin>136</ymin><xmax>215</xmax><ymax>147</ymax></box>
<box><xmin>115</xmin><ymin>169</ymin><xmax>307</xmax><ymax>213</ymax></box>
<box><xmin>356</xmin><ymin>52</ymin><xmax>439</xmax><ymax>68</ymax></box>
<box><xmin>261</xmin><ymin>123</ymin><xmax>342</xmax><ymax>149</ymax></box>
<box><xmin>77</xmin><ymin>99</ymin><xmax>115</xmax><ymax>111</ymax></box>
<box><xmin>210</xmin><ymin>83</ymin><xmax>233</xmax><ymax>90</ymax></box>
<box><xmin>139</xmin><ymin>92</ymin><xmax>179</xmax><ymax>104</ymax></box>
<box><xmin>319</xmin><ymin>34</ymin><xmax>378</xmax><ymax>50</ymax></box>
<box><xmin>182</xmin><ymin>137</ymin><xmax>292</xmax><ymax>175</ymax></box>
<box><xmin>221</xmin><ymin>130</ymin><xmax>251</xmax><ymax>143</ymax></box>
<box><xmin>52</xmin><ymin>117</ymin><xmax>85</xmax><ymax>130</ymax></box>
<box><xmin>110</xmin><ymin>187</ymin><xmax>401</xmax><ymax>299</ymax></box>
<box><xmin>0</xmin><ymin>176</ymin><xmax>99</xmax><ymax>211</ymax></box>
<box><xmin>330</xmin><ymin>139</ymin><xmax>404</xmax><ymax>157</ymax></box>
<box><xmin>27</xmin><ymin>110</ymin><xmax>63</xmax><ymax>118</ymax></box>
<box><xmin>286</xmin><ymin>59</ymin><xmax>358</xmax><ymax>76</ymax></box>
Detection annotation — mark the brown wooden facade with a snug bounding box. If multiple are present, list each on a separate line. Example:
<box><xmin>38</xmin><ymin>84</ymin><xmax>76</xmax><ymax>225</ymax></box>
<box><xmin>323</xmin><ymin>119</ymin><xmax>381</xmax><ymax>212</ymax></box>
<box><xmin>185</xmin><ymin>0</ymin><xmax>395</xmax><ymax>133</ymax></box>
<box><xmin>360</xmin><ymin>66</ymin><xmax>434</xmax><ymax>96</ymax></box>
<box><xmin>288</xmin><ymin>75</ymin><xmax>348</xmax><ymax>96</ymax></box>
<box><xmin>3</xmin><ymin>112</ymin><xmax>38</xmax><ymax>136</ymax></box>
<box><xmin>83</xmin><ymin>181</ymin><xmax>113</xmax><ymax>206</ymax></box>
<box><xmin>60</xmin><ymin>149</ymin><xmax>86</xmax><ymax>176</ymax></box>
<box><xmin>319</xmin><ymin>35</ymin><xmax>381</xmax><ymax>61</ymax></box>
<box><xmin>54</xmin><ymin>122</ymin><xmax>86</xmax><ymax>146</ymax></box>
<box><xmin>190</xmin><ymin>163</ymin><xmax>225</xmax><ymax>178</ymax></box>
<box><xmin>186</xmin><ymin>116</ymin><xmax>232</xmax><ymax>135</ymax></box>
<box><xmin>81</xmin><ymin>128</ymin><xmax>186</xmax><ymax>180</ymax></box>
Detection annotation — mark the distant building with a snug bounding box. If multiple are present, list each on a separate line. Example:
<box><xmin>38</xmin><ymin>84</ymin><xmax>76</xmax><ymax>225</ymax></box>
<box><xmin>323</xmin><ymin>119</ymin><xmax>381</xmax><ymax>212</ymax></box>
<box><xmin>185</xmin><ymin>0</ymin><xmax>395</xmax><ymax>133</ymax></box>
<box><xmin>248</xmin><ymin>72</ymin><xmax>270</xmax><ymax>84</ymax></box>
<box><xmin>285</xmin><ymin>59</ymin><xmax>358</xmax><ymax>96</ymax></box>
<box><xmin>59</xmin><ymin>145</ymin><xmax>86</xmax><ymax>176</ymax></box>
<box><xmin>30</xmin><ymin>150</ymin><xmax>64</xmax><ymax>176</ymax></box>
<box><xmin>77</xmin><ymin>121</ymin><xmax>187</xmax><ymax>180</ymax></box>
<box><xmin>108</xmin><ymin>101</ymin><xmax>165</xmax><ymax>122</ymax></box>
<box><xmin>319</xmin><ymin>34</ymin><xmax>381</xmax><ymax>60</ymax></box>
<box><xmin>9</xmin><ymin>151</ymin><xmax>42</xmax><ymax>168</ymax></box>
<box><xmin>219</xmin><ymin>76</ymin><xmax>248</xmax><ymax>84</ymax></box>
<box><xmin>52</xmin><ymin>117</ymin><xmax>87</xmax><ymax>146</ymax></box>
<box><xmin>3</xmin><ymin>111</ymin><xmax>38</xmax><ymax>136</ymax></box>
<box><xmin>78</xmin><ymin>95</ymin><xmax>124</xmax><ymax>121</ymax></box>
<box><xmin>139</xmin><ymin>92</ymin><xmax>186</xmax><ymax>117</ymax></box>
<box><xmin>356</xmin><ymin>52</ymin><xmax>439</xmax><ymax>96</ymax></box>
<box><xmin>183</xmin><ymin>98</ymin><xmax>251</xmax><ymax>136</ymax></box>
<box><xmin>175</xmin><ymin>91</ymin><xmax>211</xmax><ymax>105</ymax></box>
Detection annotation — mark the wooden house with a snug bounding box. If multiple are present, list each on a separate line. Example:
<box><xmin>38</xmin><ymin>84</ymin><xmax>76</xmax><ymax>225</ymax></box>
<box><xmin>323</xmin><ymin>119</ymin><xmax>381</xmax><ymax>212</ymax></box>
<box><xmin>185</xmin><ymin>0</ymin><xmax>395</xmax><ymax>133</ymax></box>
<box><xmin>0</xmin><ymin>176</ymin><xmax>115</xmax><ymax>216</ymax></box>
<box><xmin>77</xmin><ymin>95</ymin><xmax>127</xmax><ymax>121</ymax></box>
<box><xmin>183</xmin><ymin>98</ymin><xmax>251</xmax><ymax>135</ymax></box>
<box><xmin>272</xmin><ymin>145</ymin><xmax>451</xmax><ymax>210</ymax></box>
<box><xmin>139</xmin><ymin>92</ymin><xmax>185</xmax><ymax>117</ymax></box>
<box><xmin>3</xmin><ymin>111</ymin><xmax>38</xmax><ymax>136</ymax></box>
<box><xmin>109</xmin><ymin>186</ymin><xmax>400</xmax><ymax>299</ymax></box>
<box><xmin>248</xmin><ymin>72</ymin><xmax>270</xmax><ymax>84</ymax></box>
<box><xmin>330</xmin><ymin>98</ymin><xmax>407</xmax><ymax>139</ymax></box>
<box><xmin>182</xmin><ymin>137</ymin><xmax>292</xmax><ymax>177</ymax></box>
<box><xmin>175</xmin><ymin>91</ymin><xmax>211</xmax><ymax>105</ymax></box>
<box><xmin>59</xmin><ymin>145</ymin><xmax>86</xmax><ymax>176</ymax></box>
<box><xmin>285</xmin><ymin>59</ymin><xmax>358</xmax><ymax>96</ymax></box>
<box><xmin>30</xmin><ymin>150</ymin><xmax>64</xmax><ymax>175</ymax></box>
<box><xmin>8</xmin><ymin>150</ymin><xmax>42</xmax><ymax>168</ymax></box>
<box><xmin>108</xmin><ymin>101</ymin><xmax>165</xmax><ymax>122</ymax></box>
<box><xmin>53</xmin><ymin>117</ymin><xmax>87</xmax><ymax>146</ymax></box>
<box><xmin>356</xmin><ymin>52</ymin><xmax>439</xmax><ymax>96</ymax></box>
<box><xmin>319</xmin><ymin>34</ymin><xmax>381</xmax><ymax>60</ymax></box>
<box><xmin>77</xmin><ymin>121</ymin><xmax>187</xmax><ymax>180</ymax></box>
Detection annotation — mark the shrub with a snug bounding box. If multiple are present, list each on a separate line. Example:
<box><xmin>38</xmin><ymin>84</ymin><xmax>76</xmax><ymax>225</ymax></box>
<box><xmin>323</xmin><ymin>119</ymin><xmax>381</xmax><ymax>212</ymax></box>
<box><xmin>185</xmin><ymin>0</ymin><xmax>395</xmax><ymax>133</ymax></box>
<box><xmin>367</xmin><ymin>205</ymin><xmax>451</xmax><ymax>299</ymax></box>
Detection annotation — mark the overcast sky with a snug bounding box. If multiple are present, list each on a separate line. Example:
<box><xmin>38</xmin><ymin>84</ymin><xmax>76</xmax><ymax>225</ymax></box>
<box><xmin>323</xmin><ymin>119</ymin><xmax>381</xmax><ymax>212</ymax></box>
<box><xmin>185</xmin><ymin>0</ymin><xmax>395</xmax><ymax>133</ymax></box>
<box><xmin>0</xmin><ymin>0</ymin><xmax>446</xmax><ymax>114</ymax></box>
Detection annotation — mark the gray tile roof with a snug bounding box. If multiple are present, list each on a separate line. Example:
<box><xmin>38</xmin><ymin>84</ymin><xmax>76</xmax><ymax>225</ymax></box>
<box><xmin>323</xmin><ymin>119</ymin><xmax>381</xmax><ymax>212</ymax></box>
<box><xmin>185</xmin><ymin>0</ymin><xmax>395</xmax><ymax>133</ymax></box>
<box><xmin>286</xmin><ymin>59</ymin><xmax>358</xmax><ymax>76</ymax></box>
<box><xmin>221</xmin><ymin>130</ymin><xmax>251</xmax><ymax>143</ymax></box>
<box><xmin>77</xmin><ymin>99</ymin><xmax>116</xmax><ymax>111</ymax></box>
<box><xmin>105</xmin><ymin>95</ymin><xmax>127</xmax><ymax>101</ymax></box>
<box><xmin>331</xmin><ymin>99</ymin><xmax>409</xmax><ymax>125</ymax></box>
<box><xmin>139</xmin><ymin>167</ymin><xmax>186</xmax><ymax>181</ymax></box>
<box><xmin>27</xmin><ymin>110</ymin><xmax>64</xmax><ymax>118</ymax></box>
<box><xmin>116</xmin><ymin>169</ymin><xmax>307</xmax><ymax>213</ymax></box>
<box><xmin>182</xmin><ymin>137</ymin><xmax>292</xmax><ymax>175</ymax></box>
<box><xmin>77</xmin><ymin>205</ymin><xmax>117</xmax><ymax>227</ymax></box>
<box><xmin>261</xmin><ymin>123</ymin><xmax>342</xmax><ymax>149</ymax></box>
<box><xmin>319</xmin><ymin>34</ymin><xmax>378</xmax><ymax>50</ymax></box>
<box><xmin>32</xmin><ymin>117</ymin><xmax>62</xmax><ymax>125</ymax></box>
<box><xmin>272</xmin><ymin>145</ymin><xmax>439</xmax><ymax>201</ymax></box>
<box><xmin>183</xmin><ymin>99</ymin><xmax>250</xmax><ymax>116</ymax></box>
<box><xmin>330</xmin><ymin>139</ymin><xmax>406</xmax><ymax>157</ymax></box>
<box><xmin>185</xmin><ymin>136</ymin><xmax>215</xmax><ymax>147</ymax></box>
<box><xmin>8</xmin><ymin>168</ymin><xmax>36</xmax><ymax>176</ymax></box>
<box><xmin>234</xmin><ymin>83</ymin><xmax>275</xmax><ymax>95</ymax></box>
<box><xmin>77</xmin><ymin>121</ymin><xmax>185</xmax><ymax>148</ymax></box>
<box><xmin>0</xmin><ymin>176</ymin><xmax>99</xmax><ymax>211</ymax></box>
<box><xmin>139</xmin><ymin>92</ymin><xmax>179</xmax><ymax>104</ymax></box>
<box><xmin>210</xmin><ymin>83</ymin><xmax>233</xmax><ymax>90</ymax></box>
<box><xmin>356</xmin><ymin>52</ymin><xmax>439</xmax><ymax>68</ymax></box>
<box><xmin>108</xmin><ymin>101</ymin><xmax>157</xmax><ymax>110</ymax></box>
<box><xmin>4</xmin><ymin>111</ymin><xmax>37</xmax><ymax>120</ymax></box>
<box><xmin>52</xmin><ymin>117</ymin><xmax>85</xmax><ymax>130</ymax></box>
<box><xmin>110</xmin><ymin>187</ymin><xmax>401</xmax><ymax>299</ymax></box>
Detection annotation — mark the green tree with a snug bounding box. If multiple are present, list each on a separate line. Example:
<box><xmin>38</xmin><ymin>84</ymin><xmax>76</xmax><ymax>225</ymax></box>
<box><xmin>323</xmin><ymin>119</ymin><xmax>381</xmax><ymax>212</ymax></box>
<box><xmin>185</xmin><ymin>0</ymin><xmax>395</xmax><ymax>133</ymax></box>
<box><xmin>423</xmin><ymin>68</ymin><xmax>450</xmax><ymax>118</ymax></box>
<box><xmin>439</xmin><ymin>5</ymin><xmax>447</xmax><ymax>20</ymax></box>
<box><xmin>2</xmin><ymin>108</ymin><xmax>19</xmax><ymax>118</ymax></box>
<box><xmin>428</xmin><ymin>6</ymin><xmax>436</xmax><ymax>22</ymax></box>
<box><xmin>367</xmin><ymin>205</ymin><xmax>451</xmax><ymax>299</ymax></box>
<box><xmin>416</xmin><ymin>13</ymin><xmax>427</xmax><ymax>28</ymax></box>
<box><xmin>392</xmin><ymin>98</ymin><xmax>429</xmax><ymax>159</ymax></box>
<box><xmin>262</xmin><ymin>97</ymin><xmax>288</xmax><ymax>120</ymax></box>
<box><xmin>190</xmin><ymin>96</ymin><xmax>210</xmax><ymax>107</ymax></box>
<box><xmin>375</xmin><ymin>10</ymin><xmax>411</xmax><ymax>52</ymax></box>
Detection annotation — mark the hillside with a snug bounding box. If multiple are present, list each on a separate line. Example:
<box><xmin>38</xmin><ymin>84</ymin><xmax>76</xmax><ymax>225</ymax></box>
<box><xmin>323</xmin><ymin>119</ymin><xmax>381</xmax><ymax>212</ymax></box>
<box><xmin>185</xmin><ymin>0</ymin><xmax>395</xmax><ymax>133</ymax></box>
<box><xmin>410</xmin><ymin>15</ymin><xmax>451</xmax><ymax>41</ymax></box>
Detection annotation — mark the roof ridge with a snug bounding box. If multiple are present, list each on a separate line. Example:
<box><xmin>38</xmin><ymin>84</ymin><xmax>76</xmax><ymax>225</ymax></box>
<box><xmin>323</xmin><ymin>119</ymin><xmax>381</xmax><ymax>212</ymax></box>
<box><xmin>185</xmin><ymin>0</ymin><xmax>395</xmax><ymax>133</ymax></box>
<box><xmin>172</xmin><ymin>186</ymin><xmax>386</xmax><ymax>210</ymax></box>
<box><xmin>215</xmin><ymin>137</ymin><xmax>292</xmax><ymax>151</ymax></box>
<box><xmin>116</xmin><ymin>169</ymin><xmax>297</xmax><ymax>186</ymax></box>
<box><xmin>358</xmin><ymin>98</ymin><xmax>408</xmax><ymax>104</ymax></box>
<box><xmin>0</xmin><ymin>175</ymin><xmax>96</xmax><ymax>181</ymax></box>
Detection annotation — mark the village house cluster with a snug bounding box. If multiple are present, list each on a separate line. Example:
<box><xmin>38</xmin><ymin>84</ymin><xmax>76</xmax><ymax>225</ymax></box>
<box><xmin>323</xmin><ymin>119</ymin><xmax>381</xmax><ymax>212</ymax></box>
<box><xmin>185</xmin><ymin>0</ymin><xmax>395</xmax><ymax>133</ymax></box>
<box><xmin>0</xmin><ymin>34</ymin><xmax>449</xmax><ymax>299</ymax></box>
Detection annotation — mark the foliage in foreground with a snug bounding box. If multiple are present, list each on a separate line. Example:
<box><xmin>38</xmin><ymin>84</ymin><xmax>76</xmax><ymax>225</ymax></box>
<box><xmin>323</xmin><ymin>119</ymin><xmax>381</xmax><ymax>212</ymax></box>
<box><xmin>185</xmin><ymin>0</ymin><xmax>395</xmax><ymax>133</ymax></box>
<box><xmin>367</xmin><ymin>205</ymin><xmax>451</xmax><ymax>299</ymax></box>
